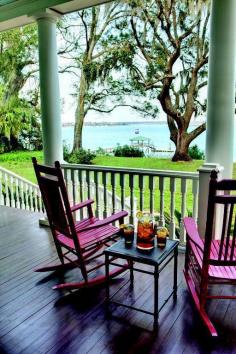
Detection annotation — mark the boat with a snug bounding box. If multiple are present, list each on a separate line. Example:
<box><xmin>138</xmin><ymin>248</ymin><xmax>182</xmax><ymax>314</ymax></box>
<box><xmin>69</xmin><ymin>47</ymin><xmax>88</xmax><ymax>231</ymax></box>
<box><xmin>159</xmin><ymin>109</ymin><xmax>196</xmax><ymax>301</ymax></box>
<box><xmin>135</xmin><ymin>128</ymin><xmax>139</xmax><ymax>134</ymax></box>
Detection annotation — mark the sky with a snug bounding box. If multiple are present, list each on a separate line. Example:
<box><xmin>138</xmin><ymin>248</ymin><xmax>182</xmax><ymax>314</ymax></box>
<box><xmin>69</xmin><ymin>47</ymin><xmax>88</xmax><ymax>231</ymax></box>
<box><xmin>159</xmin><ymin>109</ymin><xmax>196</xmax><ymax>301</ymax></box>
<box><xmin>58</xmin><ymin>71</ymin><xmax>207</xmax><ymax>125</ymax></box>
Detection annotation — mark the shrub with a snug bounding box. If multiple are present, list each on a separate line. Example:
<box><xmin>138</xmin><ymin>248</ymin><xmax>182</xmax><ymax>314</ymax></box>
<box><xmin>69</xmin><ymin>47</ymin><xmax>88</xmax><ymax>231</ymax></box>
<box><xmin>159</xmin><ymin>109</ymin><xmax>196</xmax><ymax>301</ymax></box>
<box><xmin>63</xmin><ymin>144</ymin><xmax>71</xmax><ymax>161</ymax></box>
<box><xmin>96</xmin><ymin>147</ymin><xmax>108</xmax><ymax>156</ymax></box>
<box><xmin>188</xmin><ymin>145</ymin><xmax>205</xmax><ymax>160</ymax></box>
<box><xmin>113</xmin><ymin>144</ymin><xmax>144</xmax><ymax>157</ymax></box>
<box><xmin>64</xmin><ymin>148</ymin><xmax>96</xmax><ymax>165</ymax></box>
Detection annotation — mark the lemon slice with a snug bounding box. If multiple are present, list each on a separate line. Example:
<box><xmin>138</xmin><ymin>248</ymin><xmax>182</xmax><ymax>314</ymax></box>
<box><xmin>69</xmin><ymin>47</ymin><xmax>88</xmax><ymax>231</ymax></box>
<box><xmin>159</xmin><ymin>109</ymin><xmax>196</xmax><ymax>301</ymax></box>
<box><xmin>136</xmin><ymin>211</ymin><xmax>143</xmax><ymax>219</ymax></box>
<box><xmin>120</xmin><ymin>224</ymin><xmax>126</xmax><ymax>229</ymax></box>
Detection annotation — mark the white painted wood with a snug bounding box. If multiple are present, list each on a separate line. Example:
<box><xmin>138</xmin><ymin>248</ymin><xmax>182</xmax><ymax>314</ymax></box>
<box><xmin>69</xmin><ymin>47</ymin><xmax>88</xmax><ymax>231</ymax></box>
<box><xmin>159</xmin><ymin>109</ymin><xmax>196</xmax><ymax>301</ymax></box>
<box><xmin>192</xmin><ymin>178</ymin><xmax>199</xmax><ymax>221</ymax></box>
<box><xmin>179</xmin><ymin>178</ymin><xmax>187</xmax><ymax>245</ymax></box>
<box><xmin>169</xmin><ymin>177</ymin><xmax>176</xmax><ymax>240</ymax></box>
<box><xmin>159</xmin><ymin>176</ymin><xmax>165</xmax><ymax>227</ymax></box>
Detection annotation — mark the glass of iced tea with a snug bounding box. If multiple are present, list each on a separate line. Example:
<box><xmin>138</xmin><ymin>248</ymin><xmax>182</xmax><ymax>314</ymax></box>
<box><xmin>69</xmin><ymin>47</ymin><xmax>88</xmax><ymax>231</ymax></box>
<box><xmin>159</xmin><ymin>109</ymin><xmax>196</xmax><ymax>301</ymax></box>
<box><xmin>136</xmin><ymin>212</ymin><xmax>154</xmax><ymax>250</ymax></box>
<box><xmin>123</xmin><ymin>224</ymin><xmax>134</xmax><ymax>245</ymax></box>
<box><xmin>156</xmin><ymin>227</ymin><xmax>169</xmax><ymax>248</ymax></box>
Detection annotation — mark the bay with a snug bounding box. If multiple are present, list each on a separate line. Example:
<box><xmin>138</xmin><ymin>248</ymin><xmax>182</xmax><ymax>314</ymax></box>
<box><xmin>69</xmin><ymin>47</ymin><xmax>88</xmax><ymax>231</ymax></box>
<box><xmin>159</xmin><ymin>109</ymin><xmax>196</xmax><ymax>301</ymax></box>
<box><xmin>62</xmin><ymin>122</ymin><xmax>236</xmax><ymax>160</ymax></box>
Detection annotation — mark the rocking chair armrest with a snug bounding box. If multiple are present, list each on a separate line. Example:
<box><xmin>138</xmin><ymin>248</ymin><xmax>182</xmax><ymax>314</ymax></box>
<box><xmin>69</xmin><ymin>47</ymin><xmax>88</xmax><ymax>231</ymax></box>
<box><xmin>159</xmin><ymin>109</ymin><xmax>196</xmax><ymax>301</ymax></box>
<box><xmin>184</xmin><ymin>217</ymin><xmax>204</xmax><ymax>252</ymax></box>
<box><xmin>82</xmin><ymin>210</ymin><xmax>128</xmax><ymax>231</ymax></box>
<box><xmin>70</xmin><ymin>199</ymin><xmax>94</xmax><ymax>212</ymax></box>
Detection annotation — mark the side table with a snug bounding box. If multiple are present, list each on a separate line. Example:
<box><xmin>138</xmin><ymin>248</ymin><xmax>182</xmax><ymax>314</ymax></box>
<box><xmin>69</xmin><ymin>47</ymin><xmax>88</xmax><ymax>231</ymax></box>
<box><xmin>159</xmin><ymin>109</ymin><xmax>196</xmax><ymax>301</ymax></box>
<box><xmin>104</xmin><ymin>238</ymin><xmax>179</xmax><ymax>329</ymax></box>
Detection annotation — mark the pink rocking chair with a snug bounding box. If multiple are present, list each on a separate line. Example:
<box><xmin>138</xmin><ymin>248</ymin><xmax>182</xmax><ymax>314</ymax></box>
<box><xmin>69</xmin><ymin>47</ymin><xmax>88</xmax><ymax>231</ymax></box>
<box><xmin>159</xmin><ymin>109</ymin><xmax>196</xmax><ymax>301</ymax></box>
<box><xmin>32</xmin><ymin>157</ymin><xmax>128</xmax><ymax>290</ymax></box>
<box><xmin>184</xmin><ymin>170</ymin><xmax>236</xmax><ymax>336</ymax></box>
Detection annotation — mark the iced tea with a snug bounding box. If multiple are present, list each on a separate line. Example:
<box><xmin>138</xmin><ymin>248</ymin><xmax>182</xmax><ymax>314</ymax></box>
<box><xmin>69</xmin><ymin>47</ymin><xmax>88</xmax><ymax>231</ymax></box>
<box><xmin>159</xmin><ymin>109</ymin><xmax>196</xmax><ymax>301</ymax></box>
<box><xmin>137</xmin><ymin>213</ymin><xmax>154</xmax><ymax>250</ymax></box>
<box><xmin>123</xmin><ymin>224</ymin><xmax>134</xmax><ymax>245</ymax></box>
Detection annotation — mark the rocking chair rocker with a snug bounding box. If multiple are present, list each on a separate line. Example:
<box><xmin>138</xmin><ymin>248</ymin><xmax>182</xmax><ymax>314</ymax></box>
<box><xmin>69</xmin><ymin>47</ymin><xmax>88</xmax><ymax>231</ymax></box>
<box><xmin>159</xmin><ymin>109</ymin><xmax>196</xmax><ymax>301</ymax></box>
<box><xmin>184</xmin><ymin>170</ymin><xmax>236</xmax><ymax>336</ymax></box>
<box><xmin>32</xmin><ymin>157</ymin><xmax>128</xmax><ymax>290</ymax></box>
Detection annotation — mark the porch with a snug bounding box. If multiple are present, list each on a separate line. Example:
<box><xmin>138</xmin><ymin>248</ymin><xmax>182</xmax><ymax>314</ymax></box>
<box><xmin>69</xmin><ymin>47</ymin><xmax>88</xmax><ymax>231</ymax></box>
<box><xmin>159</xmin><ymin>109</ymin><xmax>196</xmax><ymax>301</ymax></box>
<box><xmin>0</xmin><ymin>206</ymin><xmax>235</xmax><ymax>354</ymax></box>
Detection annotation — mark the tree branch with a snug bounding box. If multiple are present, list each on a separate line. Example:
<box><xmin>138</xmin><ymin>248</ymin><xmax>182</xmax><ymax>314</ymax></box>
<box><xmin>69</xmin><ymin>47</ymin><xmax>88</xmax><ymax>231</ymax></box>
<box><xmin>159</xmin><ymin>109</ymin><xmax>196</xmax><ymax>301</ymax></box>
<box><xmin>187</xmin><ymin>122</ymin><xmax>206</xmax><ymax>143</ymax></box>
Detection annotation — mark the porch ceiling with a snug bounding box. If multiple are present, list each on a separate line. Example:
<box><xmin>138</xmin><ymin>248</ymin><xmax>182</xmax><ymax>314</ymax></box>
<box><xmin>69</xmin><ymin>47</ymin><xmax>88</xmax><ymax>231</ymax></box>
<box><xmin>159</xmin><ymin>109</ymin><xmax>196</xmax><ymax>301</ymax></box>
<box><xmin>0</xmin><ymin>0</ymin><xmax>113</xmax><ymax>32</ymax></box>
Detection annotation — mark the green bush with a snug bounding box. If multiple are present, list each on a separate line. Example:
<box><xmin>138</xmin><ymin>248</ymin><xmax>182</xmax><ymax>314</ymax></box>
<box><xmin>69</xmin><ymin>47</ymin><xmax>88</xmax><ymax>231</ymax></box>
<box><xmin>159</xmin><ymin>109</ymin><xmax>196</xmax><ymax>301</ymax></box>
<box><xmin>64</xmin><ymin>148</ymin><xmax>96</xmax><ymax>165</ymax></box>
<box><xmin>188</xmin><ymin>145</ymin><xmax>205</xmax><ymax>160</ymax></box>
<box><xmin>96</xmin><ymin>147</ymin><xmax>108</xmax><ymax>156</ymax></box>
<box><xmin>63</xmin><ymin>144</ymin><xmax>71</xmax><ymax>161</ymax></box>
<box><xmin>113</xmin><ymin>144</ymin><xmax>144</xmax><ymax>157</ymax></box>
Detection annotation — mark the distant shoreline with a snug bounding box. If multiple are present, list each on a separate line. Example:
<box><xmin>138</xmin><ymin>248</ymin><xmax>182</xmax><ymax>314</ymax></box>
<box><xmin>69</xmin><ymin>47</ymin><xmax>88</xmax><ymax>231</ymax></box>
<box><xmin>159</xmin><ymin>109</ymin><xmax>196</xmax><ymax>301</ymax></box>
<box><xmin>63</xmin><ymin>120</ymin><xmax>205</xmax><ymax>127</ymax></box>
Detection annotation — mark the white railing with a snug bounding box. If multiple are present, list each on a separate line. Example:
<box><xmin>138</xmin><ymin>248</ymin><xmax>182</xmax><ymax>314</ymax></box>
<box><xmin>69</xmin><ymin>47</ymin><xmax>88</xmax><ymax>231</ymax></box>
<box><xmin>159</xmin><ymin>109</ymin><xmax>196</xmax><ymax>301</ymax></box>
<box><xmin>61</xmin><ymin>164</ymin><xmax>199</xmax><ymax>246</ymax></box>
<box><xmin>0</xmin><ymin>166</ymin><xmax>44</xmax><ymax>213</ymax></box>
<box><xmin>0</xmin><ymin>164</ymin><xmax>199</xmax><ymax>246</ymax></box>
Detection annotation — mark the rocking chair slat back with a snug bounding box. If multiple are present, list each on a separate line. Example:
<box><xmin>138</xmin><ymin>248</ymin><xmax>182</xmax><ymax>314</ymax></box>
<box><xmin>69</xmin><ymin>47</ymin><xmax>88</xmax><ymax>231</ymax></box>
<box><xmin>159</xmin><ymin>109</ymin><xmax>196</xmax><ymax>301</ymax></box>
<box><xmin>205</xmin><ymin>171</ymin><xmax>236</xmax><ymax>264</ymax></box>
<box><xmin>32</xmin><ymin>158</ymin><xmax>76</xmax><ymax>239</ymax></box>
<box><xmin>39</xmin><ymin>176</ymin><xmax>71</xmax><ymax>236</ymax></box>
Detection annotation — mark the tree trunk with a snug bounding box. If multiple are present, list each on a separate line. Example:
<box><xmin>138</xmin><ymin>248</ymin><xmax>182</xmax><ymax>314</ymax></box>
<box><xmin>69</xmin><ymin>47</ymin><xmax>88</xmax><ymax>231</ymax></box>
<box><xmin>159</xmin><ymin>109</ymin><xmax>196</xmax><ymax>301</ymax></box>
<box><xmin>172</xmin><ymin>129</ymin><xmax>192</xmax><ymax>161</ymax></box>
<box><xmin>9</xmin><ymin>135</ymin><xmax>19</xmax><ymax>150</ymax></box>
<box><xmin>73</xmin><ymin>71</ymin><xmax>87</xmax><ymax>151</ymax></box>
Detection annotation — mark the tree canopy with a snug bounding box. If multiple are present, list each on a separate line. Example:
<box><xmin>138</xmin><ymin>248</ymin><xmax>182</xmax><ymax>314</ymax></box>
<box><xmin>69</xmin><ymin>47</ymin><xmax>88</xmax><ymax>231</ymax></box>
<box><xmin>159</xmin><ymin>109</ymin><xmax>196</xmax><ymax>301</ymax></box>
<box><xmin>0</xmin><ymin>25</ymin><xmax>41</xmax><ymax>151</ymax></box>
<box><xmin>99</xmin><ymin>0</ymin><xmax>210</xmax><ymax>160</ymax></box>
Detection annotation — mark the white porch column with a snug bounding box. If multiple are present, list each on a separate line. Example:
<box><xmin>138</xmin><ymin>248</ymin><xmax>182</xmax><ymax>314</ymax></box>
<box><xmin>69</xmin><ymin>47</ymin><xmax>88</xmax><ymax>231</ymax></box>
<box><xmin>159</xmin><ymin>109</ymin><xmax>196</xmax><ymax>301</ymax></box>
<box><xmin>197</xmin><ymin>163</ymin><xmax>223</xmax><ymax>237</ymax></box>
<box><xmin>205</xmin><ymin>0</ymin><xmax>236</xmax><ymax>178</ymax></box>
<box><xmin>198</xmin><ymin>0</ymin><xmax>236</xmax><ymax>236</ymax></box>
<box><xmin>36</xmin><ymin>10</ymin><xmax>63</xmax><ymax>165</ymax></box>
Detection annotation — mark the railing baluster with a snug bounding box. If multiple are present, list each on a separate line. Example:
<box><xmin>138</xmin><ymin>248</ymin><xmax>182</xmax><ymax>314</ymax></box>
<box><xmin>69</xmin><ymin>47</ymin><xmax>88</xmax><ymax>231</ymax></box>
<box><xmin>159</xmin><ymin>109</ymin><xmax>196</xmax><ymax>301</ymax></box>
<box><xmin>111</xmin><ymin>172</ymin><xmax>116</xmax><ymax>214</ymax></box>
<box><xmin>64</xmin><ymin>168</ymin><xmax>69</xmax><ymax>193</ymax></box>
<box><xmin>102</xmin><ymin>172</ymin><xmax>108</xmax><ymax>218</ymax></box>
<box><xmin>9</xmin><ymin>176</ymin><xmax>15</xmax><ymax>207</ymax></box>
<box><xmin>94</xmin><ymin>171</ymin><xmax>100</xmax><ymax>218</ymax></box>
<box><xmin>74</xmin><ymin>170</ymin><xmax>80</xmax><ymax>219</ymax></box>
<box><xmin>38</xmin><ymin>188</ymin><xmax>43</xmax><ymax>212</ymax></box>
<box><xmin>159</xmin><ymin>177</ymin><xmax>165</xmax><ymax>226</ymax></box>
<box><xmin>169</xmin><ymin>177</ymin><xmax>176</xmax><ymax>240</ymax></box>
<box><xmin>25</xmin><ymin>182</ymin><xmax>29</xmax><ymax>210</ymax></box>
<box><xmin>29</xmin><ymin>185</ymin><xmax>34</xmax><ymax>211</ymax></box>
<box><xmin>180</xmin><ymin>178</ymin><xmax>187</xmax><ymax>245</ymax></box>
<box><xmin>32</xmin><ymin>186</ymin><xmax>37</xmax><ymax>212</ymax></box>
<box><xmin>4</xmin><ymin>173</ymin><xmax>10</xmax><ymax>207</ymax></box>
<box><xmin>192</xmin><ymin>179</ymin><xmax>199</xmax><ymax>221</ymax></box>
<box><xmin>149</xmin><ymin>176</ymin><xmax>154</xmax><ymax>215</ymax></box>
<box><xmin>78</xmin><ymin>169</ymin><xmax>84</xmax><ymax>219</ymax></box>
<box><xmin>70</xmin><ymin>169</ymin><xmax>76</xmax><ymax>206</ymax></box>
<box><xmin>0</xmin><ymin>171</ymin><xmax>3</xmax><ymax>206</ymax></box>
<box><xmin>120</xmin><ymin>173</ymin><xmax>125</xmax><ymax>211</ymax></box>
<box><xmin>20</xmin><ymin>180</ymin><xmax>25</xmax><ymax>209</ymax></box>
<box><xmin>15</xmin><ymin>179</ymin><xmax>20</xmax><ymax>209</ymax></box>
<box><xmin>139</xmin><ymin>175</ymin><xmax>144</xmax><ymax>212</ymax></box>
<box><xmin>86</xmin><ymin>170</ymin><xmax>91</xmax><ymax>200</ymax></box>
<box><xmin>129</xmin><ymin>174</ymin><xmax>135</xmax><ymax>224</ymax></box>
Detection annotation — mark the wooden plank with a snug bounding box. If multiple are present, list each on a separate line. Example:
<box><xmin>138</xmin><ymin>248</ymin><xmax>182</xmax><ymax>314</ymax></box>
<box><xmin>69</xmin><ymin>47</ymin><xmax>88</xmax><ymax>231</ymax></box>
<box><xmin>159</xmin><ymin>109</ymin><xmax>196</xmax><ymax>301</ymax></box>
<box><xmin>0</xmin><ymin>206</ymin><xmax>235</xmax><ymax>353</ymax></box>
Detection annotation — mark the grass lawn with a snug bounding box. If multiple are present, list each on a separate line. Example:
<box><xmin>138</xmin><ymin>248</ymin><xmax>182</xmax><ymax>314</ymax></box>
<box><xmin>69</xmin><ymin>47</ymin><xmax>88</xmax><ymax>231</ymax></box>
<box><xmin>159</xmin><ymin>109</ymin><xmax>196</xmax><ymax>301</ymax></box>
<box><xmin>0</xmin><ymin>151</ymin><xmax>43</xmax><ymax>183</ymax></box>
<box><xmin>0</xmin><ymin>151</ymin><xmax>235</xmax><ymax>182</ymax></box>
<box><xmin>0</xmin><ymin>151</ymin><xmax>203</xmax><ymax>184</ymax></box>
<box><xmin>94</xmin><ymin>156</ymin><xmax>204</xmax><ymax>173</ymax></box>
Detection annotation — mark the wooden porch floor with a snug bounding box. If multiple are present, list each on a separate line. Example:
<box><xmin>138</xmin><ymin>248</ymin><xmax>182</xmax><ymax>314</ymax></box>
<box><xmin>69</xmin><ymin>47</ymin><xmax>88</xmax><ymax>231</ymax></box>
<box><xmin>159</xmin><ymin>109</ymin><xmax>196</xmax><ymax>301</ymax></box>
<box><xmin>0</xmin><ymin>206</ymin><xmax>236</xmax><ymax>354</ymax></box>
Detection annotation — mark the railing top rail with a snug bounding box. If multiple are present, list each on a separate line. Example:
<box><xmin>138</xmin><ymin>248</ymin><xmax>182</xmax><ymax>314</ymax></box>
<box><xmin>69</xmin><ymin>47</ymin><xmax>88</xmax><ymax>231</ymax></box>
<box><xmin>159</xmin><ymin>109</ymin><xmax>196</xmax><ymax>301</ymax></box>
<box><xmin>0</xmin><ymin>166</ymin><xmax>38</xmax><ymax>188</ymax></box>
<box><xmin>61</xmin><ymin>163</ymin><xmax>199</xmax><ymax>179</ymax></box>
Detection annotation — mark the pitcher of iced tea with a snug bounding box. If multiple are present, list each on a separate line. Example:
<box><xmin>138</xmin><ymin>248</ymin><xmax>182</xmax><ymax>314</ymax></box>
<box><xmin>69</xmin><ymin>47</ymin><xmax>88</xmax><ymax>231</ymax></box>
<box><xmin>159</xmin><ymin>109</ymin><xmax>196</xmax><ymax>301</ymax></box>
<box><xmin>136</xmin><ymin>212</ymin><xmax>154</xmax><ymax>250</ymax></box>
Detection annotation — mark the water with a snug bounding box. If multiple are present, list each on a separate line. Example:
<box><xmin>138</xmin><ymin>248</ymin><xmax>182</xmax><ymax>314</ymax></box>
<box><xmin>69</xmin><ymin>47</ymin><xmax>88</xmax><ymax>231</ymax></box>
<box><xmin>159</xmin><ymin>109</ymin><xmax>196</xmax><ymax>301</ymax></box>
<box><xmin>62</xmin><ymin>122</ymin><xmax>236</xmax><ymax>160</ymax></box>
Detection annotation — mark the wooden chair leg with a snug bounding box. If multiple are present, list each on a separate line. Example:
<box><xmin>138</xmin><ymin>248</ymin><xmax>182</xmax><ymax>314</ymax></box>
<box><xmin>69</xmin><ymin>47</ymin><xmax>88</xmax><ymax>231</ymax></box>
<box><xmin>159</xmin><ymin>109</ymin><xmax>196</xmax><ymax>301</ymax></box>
<box><xmin>184</xmin><ymin>239</ymin><xmax>190</xmax><ymax>275</ymax></box>
<box><xmin>53</xmin><ymin>265</ymin><xmax>129</xmax><ymax>290</ymax></box>
<box><xmin>184</xmin><ymin>270</ymin><xmax>218</xmax><ymax>337</ymax></box>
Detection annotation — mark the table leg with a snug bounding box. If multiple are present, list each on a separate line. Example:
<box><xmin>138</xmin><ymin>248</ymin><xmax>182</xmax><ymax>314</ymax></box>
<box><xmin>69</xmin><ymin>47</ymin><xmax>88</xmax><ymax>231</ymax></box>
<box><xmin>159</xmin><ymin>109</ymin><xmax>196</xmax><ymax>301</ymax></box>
<box><xmin>105</xmin><ymin>254</ymin><xmax>110</xmax><ymax>314</ymax></box>
<box><xmin>173</xmin><ymin>247</ymin><xmax>178</xmax><ymax>300</ymax></box>
<box><xmin>154</xmin><ymin>265</ymin><xmax>159</xmax><ymax>330</ymax></box>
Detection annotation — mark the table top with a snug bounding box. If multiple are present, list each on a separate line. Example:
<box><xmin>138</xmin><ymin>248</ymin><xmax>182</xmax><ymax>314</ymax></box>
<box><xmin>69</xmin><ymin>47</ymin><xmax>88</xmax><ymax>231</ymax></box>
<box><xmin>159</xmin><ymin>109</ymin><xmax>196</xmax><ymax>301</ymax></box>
<box><xmin>104</xmin><ymin>239</ymin><xmax>179</xmax><ymax>266</ymax></box>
